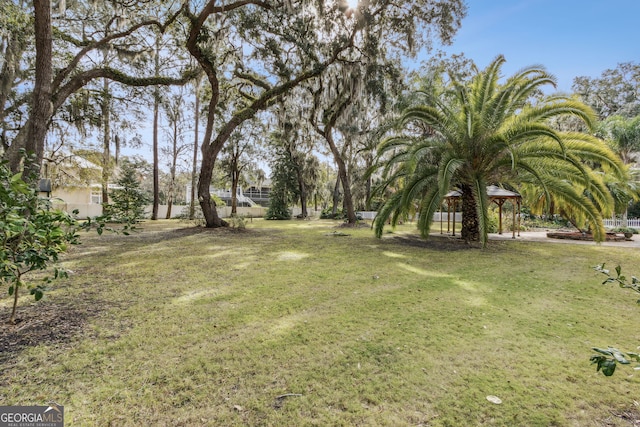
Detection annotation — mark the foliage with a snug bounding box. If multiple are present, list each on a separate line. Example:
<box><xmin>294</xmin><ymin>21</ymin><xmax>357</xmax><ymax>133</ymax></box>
<box><xmin>227</xmin><ymin>215</ymin><xmax>247</xmax><ymax>230</ymax></box>
<box><xmin>0</xmin><ymin>162</ymin><xmax>80</xmax><ymax>324</ymax></box>
<box><xmin>264</xmin><ymin>195</ymin><xmax>292</xmax><ymax>220</ymax></box>
<box><xmin>265</xmin><ymin>140</ymin><xmax>298</xmax><ymax>220</ymax></box>
<box><xmin>590</xmin><ymin>347</ymin><xmax>640</xmax><ymax>377</ymax></box>
<box><xmin>370</xmin><ymin>55</ymin><xmax>625</xmax><ymax>246</ymax></box>
<box><xmin>590</xmin><ymin>264</ymin><xmax>640</xmax><ymax>376</ymax></box>
<box><xmin>320</xmin><ymin>207</ymin><xmax>345</xmax><ymax>220</ymax></box>
<box><xmin>103</xmin><ymin>160</ymin><xmax>150</xmax><ymax>224</ymax></box>
<box><xmin>612</xmin><ymin>226</ymin><xmax>637</xmax><ymax>235</ymax></box>
<box><xmin>573</xmin><ymin>61</ymin><xmax>640</xmax><ymax>119</ymax></box>
<box><xmin>596</xmin><ymin>115</ymin><xmax>640</xmax><ymax>165</ymax></box>
<box><xmin>521</xmin><ymin>216</ymin><xmax>566</xmax><ymax>230</ymax></box>
<box><xmin>594</xmin><ymin>264</ymin><xmax>640</xmax><ymax>302</ymax></box>
<box><xmin>629</xmin><ymin>200</ymin><xmax>640</xmax><ymax>218</ymax></box>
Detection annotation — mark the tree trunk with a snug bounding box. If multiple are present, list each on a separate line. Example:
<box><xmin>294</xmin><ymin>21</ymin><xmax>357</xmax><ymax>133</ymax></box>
<box><xmin>152</xmin><ymin>37</ymin><xmax>161</xmax><ymax>220</ymax></box>
<box><xmin>297</xmin><ymin>171</ymin><xmax>308</xmax><ymax>218</ymax></box>
<box><xmin>331</xmin><ymin>148</ymin><xmax>356</xmax><ymax>224</ymax></box>
<box><xmin>231</xmin><ymin>167</ymin><xmax>239</xmax><ymax>215</ymax></box>
<box><xmin>152</xmin><ymin>96</ymin><xmax>160</xmax><ymax>220</ymax></box>
<box><xmin>166</xmin><ymin>111</ymin><xmax>181</xmax><ymax>220</ymax></box>
<box><xmin>332</xmin><ymin>176</ymin><xmax>340</xmax><ymax>216</ymax></box>
<box><xmin>101</xmin><ymin>78</ymin><xmax>111</xmax><ymax>205</ymax></box>
<box><xmin>364</xmin><ymin>154</ymin><xmax>373</xmax><ymax>210</ymax></box>
<box><xmin>166</xmin><ymin>193</ymin><xmax>173</xmax><ymax>218</ymax></box>
<box><xmin>23</xmin><ymin>0</ymin><xmax>53</xmax><ymax>181</ymax></box>
<box><xmin>198</xmin><ymin>144</ymin><xmax>227</xmax><ymax>227</ymax></box>
<box><xmin>9</xmin><ymin>276</ymin><xmax>22</xmax><ymax>325</ymax></box>
<box><xmin>460</xmin><ymin>184</ymin><xmax>480</xmax><ymax>242</ymax></box>
<box><xmin>189</xmin><ymin>76</ymin><xmax>201</xmax><ymax>220</ymax></box>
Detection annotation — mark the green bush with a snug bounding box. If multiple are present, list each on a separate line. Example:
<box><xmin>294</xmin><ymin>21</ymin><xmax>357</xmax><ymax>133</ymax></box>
<box><xmin>612</xmin><ymin>226</ymin><xmax>638</xmax><ymax>235</ymax></box>
<box><xmin>0</xmin><ymin>162</ymin><xmax>80</xmax><ymax>323</ymax></box>
<box><xmin>320</xmin><ymin>207</ymin><xmax>344</xmax><ymax>220</ymax></box>
<box><xmin>486</xmin><ymin>210</ymin><xmax>499</xmax><ymax>233</ymax></box>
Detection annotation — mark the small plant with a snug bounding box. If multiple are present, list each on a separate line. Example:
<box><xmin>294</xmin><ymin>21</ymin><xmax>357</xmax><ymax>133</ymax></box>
<box><xmin>590</xmin><ymin>347</ymin><xmax>640</xmax><ymax>376</ymax></box>
<box><xmin>594</xmin><ymin>264</ymin><xmax>640</xmax><ymax>302</ymax></box>
<box><xmin>590</xmin><ymin>264</ymin><xmax>640</xmax><ymax>376</ymax></box>
<box><xmin>227</xmin><ymin>215</ymin><xmax>247</xmax><ymax>230</ymax></box>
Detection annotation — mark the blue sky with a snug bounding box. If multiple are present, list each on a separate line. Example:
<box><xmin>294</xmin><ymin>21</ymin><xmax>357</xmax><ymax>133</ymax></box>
<box><xmin>430</xmin><ymin>0</ymin><xmax>640</xmax><ymax>92</ymax></box>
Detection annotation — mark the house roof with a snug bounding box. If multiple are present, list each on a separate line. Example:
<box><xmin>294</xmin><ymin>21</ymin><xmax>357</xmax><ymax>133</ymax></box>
<box><xmin>445</xmin><ymin>185</ymin><xmax>521</xmax><ymax>199</ymax></box>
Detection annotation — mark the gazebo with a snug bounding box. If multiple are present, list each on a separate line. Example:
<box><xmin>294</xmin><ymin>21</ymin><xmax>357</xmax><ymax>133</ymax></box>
<box><xmin>441</xmin><ymin>185</ymin><xmax>522</xmax><ymax>239</ymax></box>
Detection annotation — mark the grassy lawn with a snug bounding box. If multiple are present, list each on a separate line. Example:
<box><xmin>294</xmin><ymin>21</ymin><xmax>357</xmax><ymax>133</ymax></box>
<box><xmin>1</xmin><ymin>218</ymin><xmax>638</xmax><ymax>426</ymax></box>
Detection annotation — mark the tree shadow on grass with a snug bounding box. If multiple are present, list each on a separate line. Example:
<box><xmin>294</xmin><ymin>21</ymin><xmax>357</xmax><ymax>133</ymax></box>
<box><xmin>384</xmin><ymin>234</ymin><xmax>498</xmax><ymax>251</ymax></box>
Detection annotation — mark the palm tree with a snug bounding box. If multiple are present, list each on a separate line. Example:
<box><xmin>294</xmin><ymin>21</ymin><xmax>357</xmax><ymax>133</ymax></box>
<box><xmin>371</xmin><ymin>56</ymin><xmax>625</xmax><ymax>246</ymax></box>
<box><xmin>597</xmin><ymin>115</ymin><xmax>640</xmax><ymax>165</ymax></box>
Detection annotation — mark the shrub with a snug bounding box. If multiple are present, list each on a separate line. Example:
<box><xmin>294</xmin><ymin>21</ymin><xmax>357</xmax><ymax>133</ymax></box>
<box><xmin>612</xmin><ymin>227</ymin><xmax>638</xmax><ymax>235</ymax></box>
<box><xmin>0</xmin><ymin>162</ymin><xmax>80</xmax><ymax>324</ymax></box>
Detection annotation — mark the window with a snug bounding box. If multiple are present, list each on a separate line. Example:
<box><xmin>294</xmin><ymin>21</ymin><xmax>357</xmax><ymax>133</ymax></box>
<box><xmin>90</xmin><ymin>189</ymin><xmax>102</xmax><ymax>205</ymax></box>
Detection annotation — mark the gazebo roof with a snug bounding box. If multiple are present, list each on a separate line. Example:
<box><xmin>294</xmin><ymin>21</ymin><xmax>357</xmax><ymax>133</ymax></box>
<box><xmin>445</xmin><ymin>185</ymin><xmax>521</xmax><ymax>199</ymax></box>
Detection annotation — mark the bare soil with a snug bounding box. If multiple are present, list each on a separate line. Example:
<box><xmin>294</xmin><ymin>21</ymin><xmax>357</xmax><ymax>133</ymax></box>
<box><xmin>0</xmin><ymin>301</ymin><xmax>99</xmax><ymax>365</ymax></box>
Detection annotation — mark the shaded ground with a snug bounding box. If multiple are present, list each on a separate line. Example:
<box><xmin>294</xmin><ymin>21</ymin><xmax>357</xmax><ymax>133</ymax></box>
<box><xmin>0</xmin><ymin>301</ymin><xmax>100</xmax><ymax>365</ymax></box>
<box><xmin>547</xmin><ymin>231</ymin><xmax>627</xmax><ymax>241</ymax></box>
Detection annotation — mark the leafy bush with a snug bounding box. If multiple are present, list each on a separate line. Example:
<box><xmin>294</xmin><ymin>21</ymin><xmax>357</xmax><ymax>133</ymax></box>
<box><xmin>612</xmin><ymin>226</ymin><xmax>638</xmax><ymax>235</ymax></box>
<box><xmin>0</xmin><ymin>162</ymin><xmax>80</xmax><ymax>323</ymax></box>
<box><xmin>486</xmin><ymin>210</ymin><xmax>499</xmax><ymax>233</ymax></box>
<box><xmin>227</xmin><ymin>215</ymin><xmax>247</xmax><ymax>230</ymax></box>
<box><xmin>320</xmin><ymin>207</ymin><xmax>344</xmax><ymax>220</ymax></box>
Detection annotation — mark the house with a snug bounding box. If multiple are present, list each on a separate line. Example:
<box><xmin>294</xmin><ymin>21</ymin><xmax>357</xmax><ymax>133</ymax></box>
<box><xmin>41</xmin><ymin>152</ymin><xmax>110</xmax><ymax>218</ymax></box>
<box><xmin>185</xmin><ymin>180</ymin><xmax>272</xmax><ymax>207</ymax></box>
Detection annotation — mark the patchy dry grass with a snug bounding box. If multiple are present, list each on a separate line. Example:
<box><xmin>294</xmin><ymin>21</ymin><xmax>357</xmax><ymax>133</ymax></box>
<box><xmin>1</xmin><ymin>218</ymin><xmax>639</xmax><ymax>426</ymax></box>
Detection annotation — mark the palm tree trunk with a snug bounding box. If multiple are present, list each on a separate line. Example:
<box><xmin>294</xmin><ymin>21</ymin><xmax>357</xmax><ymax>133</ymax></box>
<box><xmin>460</xmin><ymin>184</ymin><xmax>480</xmax><ymax>242</ymax></box>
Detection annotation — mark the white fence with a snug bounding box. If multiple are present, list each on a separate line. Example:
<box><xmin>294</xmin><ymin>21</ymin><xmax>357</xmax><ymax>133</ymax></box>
<box><xmin>357</xmin><ymin>211</ymin><xmax>463</xmax><ymax>222</ymax></box>
<box><xmin>603</xmin><ymin>218</ymin><xmax>640</xmax><ymax>228</ymax></box>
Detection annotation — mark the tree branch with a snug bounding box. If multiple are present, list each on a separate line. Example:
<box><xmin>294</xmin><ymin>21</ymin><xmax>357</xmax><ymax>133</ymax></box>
<box><xmin>53</xmin><ymin>67</ymin><xmax>199</xmax><ymax>112</ymax></box>
<box><xmin>52</xmin><ymin>6</ymin><xmax>185</xmax><ymax>91</ymax></box>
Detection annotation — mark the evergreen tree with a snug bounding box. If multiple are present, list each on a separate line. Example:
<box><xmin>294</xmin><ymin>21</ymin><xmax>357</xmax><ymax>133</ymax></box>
<box><xmin>105</xmin><ymin>160</ymin><xmax>150</xmax><ymax>223</ymax></box>
<box><xmin>265</xmin><ymin>148</ymin><xmax>297</xmax><ymax>220</ymax></box>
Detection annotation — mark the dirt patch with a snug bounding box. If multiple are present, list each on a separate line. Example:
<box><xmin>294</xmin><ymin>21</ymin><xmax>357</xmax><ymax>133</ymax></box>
<box><xmin>0</xmin><ymin>301</ymin><xmax>103</xmax><ymax>365</ymax></box>
<box><xmin>546</xmin><ymin>232</ymin><xmax>626</xmax><ymax>241</ymax></box>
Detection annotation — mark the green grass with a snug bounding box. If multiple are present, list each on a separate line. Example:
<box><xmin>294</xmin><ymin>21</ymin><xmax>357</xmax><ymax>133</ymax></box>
<box><xmin>1</xmin><ymin>219</ymin><xmax>638</xmax><ymax>426</ymax></box>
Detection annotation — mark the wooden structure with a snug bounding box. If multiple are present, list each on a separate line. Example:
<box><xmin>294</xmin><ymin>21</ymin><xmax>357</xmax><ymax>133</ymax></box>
<box><xmin>441</xmin><ymin>185</ymin><xmax>522</xmax><ymax>238</ymax></box>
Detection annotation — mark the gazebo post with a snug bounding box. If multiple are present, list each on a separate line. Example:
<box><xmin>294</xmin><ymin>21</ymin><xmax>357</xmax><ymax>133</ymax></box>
<box><xmin>440</xmin><ymin>204</ymin><xmax>443</xmax><ymax>234</ymax></box>
<box><xmin>517</xmin><ymin>199</ymin><xmax>521</xmax><ymax>237</ymax></box>
<box><xmin>497</xmin><ymin>199</ymin><xmax>504</xmax><ymax>234</ymax></box>
<box><xmin>452</xmin><ymin>200</ymin><xmax>456</xmax><ymax>236</ymax></box>
<box><xmin>447</xmin><ymin>198</ymin><xmax>451</xmax><ymax>234</ymax></box>
<box><xmin>512</xmin><ymin>201</ymin><xmax>516</xmax><ymax>239</ymax></box>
